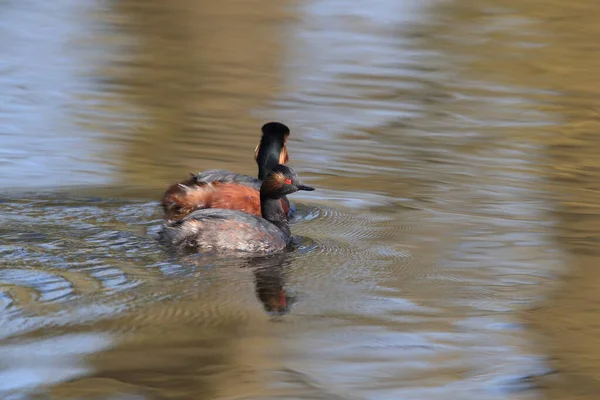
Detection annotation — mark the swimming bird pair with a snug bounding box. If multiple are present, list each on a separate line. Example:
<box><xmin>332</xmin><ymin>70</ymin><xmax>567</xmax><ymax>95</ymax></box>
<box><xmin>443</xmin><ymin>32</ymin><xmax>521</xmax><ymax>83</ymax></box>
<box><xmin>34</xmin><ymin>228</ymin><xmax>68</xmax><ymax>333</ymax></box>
<box><xmin>159</xmin><ymin>122</ymin><xmax>314</xmax><ymax>254</ymax></box>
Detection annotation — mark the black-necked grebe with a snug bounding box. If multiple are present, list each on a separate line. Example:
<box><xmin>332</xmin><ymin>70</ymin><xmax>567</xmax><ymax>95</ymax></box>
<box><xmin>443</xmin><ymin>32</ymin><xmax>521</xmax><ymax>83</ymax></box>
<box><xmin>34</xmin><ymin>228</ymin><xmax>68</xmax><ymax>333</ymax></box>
<box><xmin>158</xmin><ymin>165</ymin><xmax>314</xmax><ymax>253</ymax></box>
<box><xmin>161</xmin><ymin>122</ymin><xmax>293</xmax><ymax>222</ymax></box>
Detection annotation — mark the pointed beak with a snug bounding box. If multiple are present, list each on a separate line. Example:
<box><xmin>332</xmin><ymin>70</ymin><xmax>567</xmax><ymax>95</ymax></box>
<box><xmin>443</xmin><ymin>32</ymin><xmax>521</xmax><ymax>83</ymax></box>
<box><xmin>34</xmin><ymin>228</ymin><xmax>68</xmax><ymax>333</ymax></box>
<box><xmin>297</xmin><ymin>184</ymin><xmax>315</xmax><ymax>191</ymax></box>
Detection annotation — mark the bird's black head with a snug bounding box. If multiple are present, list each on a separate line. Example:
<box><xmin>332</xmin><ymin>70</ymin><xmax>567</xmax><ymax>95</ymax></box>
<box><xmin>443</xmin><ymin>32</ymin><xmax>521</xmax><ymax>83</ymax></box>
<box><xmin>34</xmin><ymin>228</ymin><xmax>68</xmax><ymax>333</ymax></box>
<box><xmin>260</xmin><ymin>164</ymin><xmax>314</xmax><ymax>198</ymax></box>
<box><xmin>255</xmin><ymin>122</ymin><xmax>290</xmax><ymax>180</ymax></box>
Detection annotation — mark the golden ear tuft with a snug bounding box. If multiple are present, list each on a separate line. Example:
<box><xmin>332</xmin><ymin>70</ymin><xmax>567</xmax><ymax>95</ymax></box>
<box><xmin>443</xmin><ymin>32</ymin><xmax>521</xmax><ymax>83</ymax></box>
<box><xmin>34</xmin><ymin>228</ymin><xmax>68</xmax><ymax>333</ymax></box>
<box><xmin>273</xmin><ymin>171</ymin><xmax>287</xmax><ymax>184</ymax></box>
<box><xmin>263</xmin><ymin>171</ymin><xmax>286</xmax><ymax>192</ymax></box>
<box><xmin>279</xmin><ymin>145</ymin><xmax>289</xmax><ymax>164</ymax></box>
<box><xmin>254</xmin><ymin>142</ymin><xmax>260</xmax><ymax>161</ymax></box>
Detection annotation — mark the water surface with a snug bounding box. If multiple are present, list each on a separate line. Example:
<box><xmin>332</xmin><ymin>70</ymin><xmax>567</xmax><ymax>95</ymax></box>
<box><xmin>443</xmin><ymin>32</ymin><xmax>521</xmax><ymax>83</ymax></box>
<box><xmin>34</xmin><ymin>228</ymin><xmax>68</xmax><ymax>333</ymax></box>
<box><xmin>1</xmin><ymin>0</ymin><xmax>599</xmax><ymax>399</ymax></box>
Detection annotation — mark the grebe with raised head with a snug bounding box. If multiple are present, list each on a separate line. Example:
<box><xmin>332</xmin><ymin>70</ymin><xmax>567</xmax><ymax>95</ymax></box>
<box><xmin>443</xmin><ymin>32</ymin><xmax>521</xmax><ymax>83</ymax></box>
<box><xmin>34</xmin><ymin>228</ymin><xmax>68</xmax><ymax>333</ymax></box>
<box><xmin>161</xmin><ymin>122</ymin><xmax>293</xmax><ymax>222</ymax></box>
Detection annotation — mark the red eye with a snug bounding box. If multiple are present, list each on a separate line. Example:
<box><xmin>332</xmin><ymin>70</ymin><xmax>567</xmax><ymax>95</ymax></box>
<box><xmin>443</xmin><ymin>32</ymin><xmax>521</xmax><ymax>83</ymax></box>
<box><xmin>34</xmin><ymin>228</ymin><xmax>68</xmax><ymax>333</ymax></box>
<box><xmin>285</xmin><ymin>178</ymin><xmax>292</xmax><ymax>185</ymax></box>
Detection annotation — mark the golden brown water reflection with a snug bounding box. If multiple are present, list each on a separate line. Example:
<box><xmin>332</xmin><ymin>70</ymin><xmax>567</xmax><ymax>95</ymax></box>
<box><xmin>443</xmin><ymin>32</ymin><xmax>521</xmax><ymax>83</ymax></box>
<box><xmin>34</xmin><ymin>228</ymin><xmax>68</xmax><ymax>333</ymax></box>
<box><xmin>1</xmin><ymin>0</ymin><xmax>600</xmax><ymax>398</ymax></box>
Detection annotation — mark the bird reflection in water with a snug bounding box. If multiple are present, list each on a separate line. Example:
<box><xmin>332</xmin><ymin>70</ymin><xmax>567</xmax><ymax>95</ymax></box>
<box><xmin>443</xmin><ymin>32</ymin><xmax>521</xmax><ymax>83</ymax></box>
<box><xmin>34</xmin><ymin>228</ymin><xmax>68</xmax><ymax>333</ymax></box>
<box><xmin>246</xmin><ymin>253</ymin><xmax>294</xmax><ymax>316</ymax></box>
<box><xmin>171</xmin><ymin>251</ymin><xmax>296</xmax><ymax>316</ymax></box>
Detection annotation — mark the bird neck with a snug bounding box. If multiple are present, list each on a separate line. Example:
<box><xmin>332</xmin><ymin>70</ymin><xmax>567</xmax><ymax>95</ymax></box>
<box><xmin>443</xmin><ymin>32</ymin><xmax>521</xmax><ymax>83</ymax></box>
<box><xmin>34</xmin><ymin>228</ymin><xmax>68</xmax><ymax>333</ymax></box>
<box><xmin>256</xmin><ymin>138</ymin><xmax>284</xmax><ymax>180</ymax></box>
<box><xmin>260</xmin><ymin>194</ymin><xmax>291</xmax><ymax>240</ymax></box>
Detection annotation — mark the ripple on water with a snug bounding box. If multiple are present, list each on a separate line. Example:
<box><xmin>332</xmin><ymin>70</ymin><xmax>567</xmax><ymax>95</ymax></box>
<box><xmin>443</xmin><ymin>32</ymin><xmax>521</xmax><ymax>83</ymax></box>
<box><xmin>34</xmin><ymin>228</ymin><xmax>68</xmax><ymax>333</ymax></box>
<box><xmin>293</xmin><ymin>203</ymin><xmax>418</xmax><ymax>275</ymax></box>
<box><xmin>0</xmin><ymin>195</ymin><xmax>167</xmax><ymax>323</ymax></box>
<box><xmin>0</xmin><ymin>269</ymin><xmax>74</xmax><ymax>305</ymax></box>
